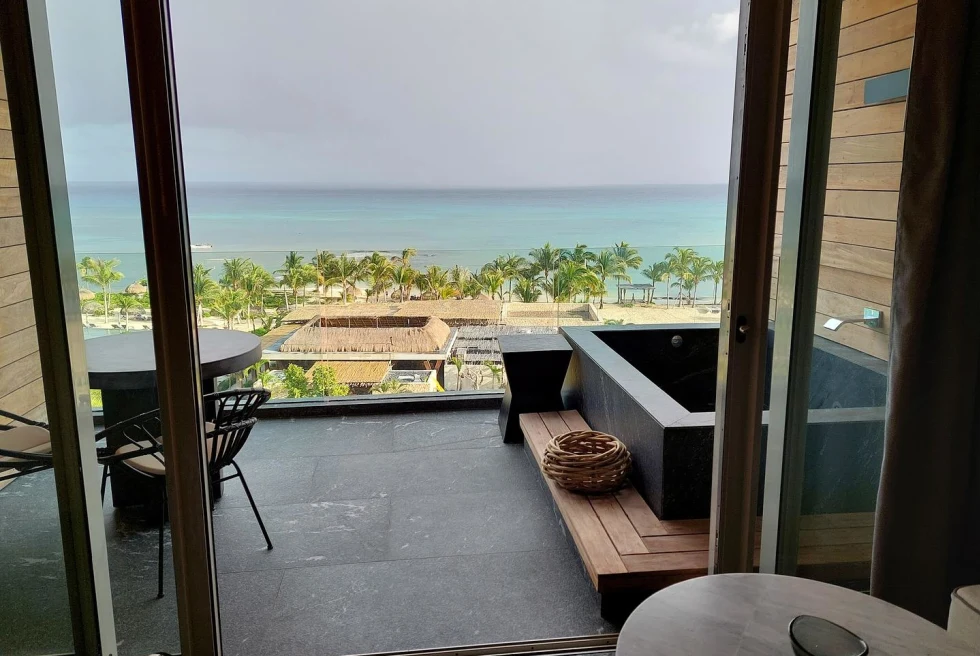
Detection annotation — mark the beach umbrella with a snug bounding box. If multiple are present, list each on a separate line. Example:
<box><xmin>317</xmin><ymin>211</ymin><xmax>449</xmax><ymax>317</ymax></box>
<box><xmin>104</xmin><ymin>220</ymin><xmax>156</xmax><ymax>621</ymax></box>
<box><xmin>344</xmin><ymin>284</ymin><xmax>367</xmax><ymax>299</ymax></box>
<box><xmin>79</xmin><ymin>289</ymin><xmax>96</xmax><ymax>301</ymax></box>
<box><xmin>125</xmin><ymin>282</ymin><xmax>148</xmax><ymax>295</ymax></box>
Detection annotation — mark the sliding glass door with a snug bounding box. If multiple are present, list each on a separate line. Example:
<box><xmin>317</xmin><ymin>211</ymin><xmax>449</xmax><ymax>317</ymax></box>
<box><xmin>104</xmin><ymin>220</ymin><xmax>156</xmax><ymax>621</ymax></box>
<box><xmin>0</xmin><ymin>1</ymin><xmax>220</xmax><ymax>654</ymax></box>
<box><xmin>714</xmin><ymin>0</ymin><xmax>915</xmax><ymax>589</ymax></box>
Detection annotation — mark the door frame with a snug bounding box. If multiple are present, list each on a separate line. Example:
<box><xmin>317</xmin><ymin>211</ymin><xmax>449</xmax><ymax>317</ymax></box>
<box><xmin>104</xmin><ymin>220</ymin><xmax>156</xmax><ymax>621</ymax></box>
<box><xmin>709</xmin><ymin>0</ymin><xmax>793</xmax><ymax>573</ymax></box>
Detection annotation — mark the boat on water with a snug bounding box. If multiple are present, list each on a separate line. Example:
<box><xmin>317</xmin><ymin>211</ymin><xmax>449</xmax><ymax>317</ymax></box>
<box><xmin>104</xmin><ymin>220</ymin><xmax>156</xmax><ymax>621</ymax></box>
<box><xmin>191</xmin><ymin>243</ymin><xmax>213</xmax><ymax>251</ymax></box>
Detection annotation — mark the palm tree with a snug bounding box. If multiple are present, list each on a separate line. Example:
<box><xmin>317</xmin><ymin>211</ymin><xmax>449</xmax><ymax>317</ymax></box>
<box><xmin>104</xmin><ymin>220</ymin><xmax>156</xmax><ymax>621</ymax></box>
<box><xmin>448</xmin><ymin>265</ymin><xmax>471</xmax><ymax>299</ymax></box>
<box><xmin>313</xmin><ymin>251</ymin><xmax>338</xmax><ymax>297</ymax></box>
<box><xmin>496</xmin><ymin>254</ymin><xmax>528</xmax><ymax>300</ymax></box>
<box><xmin>115</xmin><ymin>294</ymin><xmax>142</xmax><ymax>329</ymax></box>
<box><xmin>372</xmin><ymin>379</ymin><xmax>411</xmax><ymax>394</ymax></box>
<box><xmin>611</xmin><ymin>242</ymin><xmax>643</xmax><ymax>303</ymax></box>
<box><xmin>589</xmin><ymin>250</ymin><xmax>626</xmax><ymax>309</ymax></box>
<box><xmin>478</xmin><ymin>269</ymin><xmax>506</xmax><ymax>300</ymax></box>
<box><xmin>79</xmin><ymin>258</ymin><xmax>124</xmax><ymax>321</ymax></box>
<box><xmin>401</xmin><ymin>247</ymin><xmax>417</xmax><ymax>266</ymax></box>
<box><xmin>448</xmin><ymin>355</ymin><xmax>465</xmax><ymax>391</ymax></box>
<box><xmin>688</xmin><ymin>256</ymin><xmax>713</xmax><ymax>307</ymax></box>
<box><xmin>392</xmin><ymin>264</ymin><xmax>416</xmax><ymax>302</ymax></box>
<box><xmin>333</xmin><ymin>254</ymin><xmax>367</xmax><ymax>305</ymax></box>
<box><xmin>566</xmin><ymin>243</ymin><xmax>594</xmax><ymax>266</ymax></box>
<box><xmin>275</xmin><ymin>252</ymin><xmax>306</xmax><ymax>308</ymax></box>
<box><xmin>366</xmin><ymin>252</ymin><xmax>394</xmax><ymax>302</ymax></box>
<box><xmin>192</xmin><ymin>264</ymin><xmax>218</xmax><ymax>321</ymax></box>
<box><xmin>642</xmin><ymin>261</ymin><xmax>670</xmax><ymax>304</ymax></box>
<box><xmin>418</xmin><ymin>265</ymin><xmax>449</xmax><ymax>299</ymax></box>
<box><xmin>528</xmin><ymin>242</ymin><xmax>563</xmax><ymax>302</ymax></box>
<box><xmin>484</xmin><ymin>361</ymin><xmax>504</xmax><ymax>388</ymax></box>
<box><xmin>241</xmin><ymin>263</ymin><xmax>276</xmax><ymax>329</ymax></box>
<box><xmin>711</xmin><ymin>259</ymin><xmax>725</xmax><ymax>304</ymax></box>
<box><xmin>513</xmin><ymin>276</ymin><xmax>541</xmax><ymax>303</ymax></box>
<box><xmin>665</xmin><ymin>247</ymin><xmax>697</xmax><ymax>307</ymax></box>
<box><xmin>221</xmin><ymin>257</ymin><xmax>251</xmax><ymax>290</ymax></box>
<box><xmin>546</xmin><ymin>261</ymin><xmax>595</xmax><ymax>327</ymax></box>
<box><xmin>210</xmin><ymin>288</ymin><xmax>248</xmax><ymax>329</ymax></box>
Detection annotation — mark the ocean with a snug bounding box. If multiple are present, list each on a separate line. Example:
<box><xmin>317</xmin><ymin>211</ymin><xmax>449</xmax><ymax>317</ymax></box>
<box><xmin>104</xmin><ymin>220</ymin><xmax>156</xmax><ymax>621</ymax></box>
<box><xmin>68</xmin><ymin>183</ymin><xmax>729</xmax><ymax>296</ymax></box>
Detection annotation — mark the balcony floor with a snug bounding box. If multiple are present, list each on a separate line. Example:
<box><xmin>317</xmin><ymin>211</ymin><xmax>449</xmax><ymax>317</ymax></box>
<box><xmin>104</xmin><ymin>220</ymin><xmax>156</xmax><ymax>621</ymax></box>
<box><xmin>0</xmin><ymin>409</ymin><xmax>612</xmax><ymax>656</ymax></box>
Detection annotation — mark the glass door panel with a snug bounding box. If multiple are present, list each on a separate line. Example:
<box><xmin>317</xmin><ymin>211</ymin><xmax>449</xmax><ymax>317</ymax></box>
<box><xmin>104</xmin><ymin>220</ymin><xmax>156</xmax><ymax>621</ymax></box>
<box><xmin>762</xmin><ymin>0</ymin><xmax>913</xmax><ymax>588</ymax></box>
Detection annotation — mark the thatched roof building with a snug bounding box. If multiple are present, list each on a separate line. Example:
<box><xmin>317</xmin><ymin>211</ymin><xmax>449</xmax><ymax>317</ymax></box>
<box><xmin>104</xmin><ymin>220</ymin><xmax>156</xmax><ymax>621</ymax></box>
<box><xmin>280</xmin><ymin>315</ymin><xmax>453</xmax><ymax>356</ymax></box>
<box><xmin>282</xmin><ymin>300</ymin><xmax>502</xmax><ymax>326</ymax></box>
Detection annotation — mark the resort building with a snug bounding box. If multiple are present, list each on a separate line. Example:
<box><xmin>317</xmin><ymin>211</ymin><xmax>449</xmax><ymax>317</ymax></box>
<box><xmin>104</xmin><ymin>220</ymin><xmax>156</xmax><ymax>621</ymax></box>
<box><xmin>263</xmin><ymin>314</ymin><xmax>457</xmax><ymax>387</ymax></box>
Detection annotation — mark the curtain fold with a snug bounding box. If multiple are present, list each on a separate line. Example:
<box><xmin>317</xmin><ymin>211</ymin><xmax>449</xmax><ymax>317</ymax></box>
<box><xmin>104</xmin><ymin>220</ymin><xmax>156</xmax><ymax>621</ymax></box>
<box><xmin>871</xmin><ymin>0</ymin><xmax>980</xmax><ymax>626</ymax></box>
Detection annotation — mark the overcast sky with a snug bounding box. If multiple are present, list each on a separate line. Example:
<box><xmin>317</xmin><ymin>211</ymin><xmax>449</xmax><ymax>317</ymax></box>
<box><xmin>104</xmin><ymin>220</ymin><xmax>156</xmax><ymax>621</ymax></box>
<box><xmin>46</xmin><ymin>0</ymin><xmax>739</xmax><ymax>187</ymax></box>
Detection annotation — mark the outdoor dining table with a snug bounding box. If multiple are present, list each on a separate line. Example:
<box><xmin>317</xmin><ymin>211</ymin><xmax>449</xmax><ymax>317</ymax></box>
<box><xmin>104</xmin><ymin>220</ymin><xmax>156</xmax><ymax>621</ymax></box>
<box><xmin>87</xmin><ymin>328</ymin><xmax>262</xmax><ymax>508</ymax></box>
<box><xmin>616</xmin><ymin>573</ymin><xmax>974</xmax><ymax>656</ymax></box>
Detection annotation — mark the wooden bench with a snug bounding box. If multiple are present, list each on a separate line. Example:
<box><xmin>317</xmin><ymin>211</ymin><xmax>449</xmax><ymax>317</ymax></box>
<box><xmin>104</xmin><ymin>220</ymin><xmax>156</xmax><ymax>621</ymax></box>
<box><xmin>520</xmin><ymin>410</ymin><xmax>874</xmax><ymax>619</ymax></box>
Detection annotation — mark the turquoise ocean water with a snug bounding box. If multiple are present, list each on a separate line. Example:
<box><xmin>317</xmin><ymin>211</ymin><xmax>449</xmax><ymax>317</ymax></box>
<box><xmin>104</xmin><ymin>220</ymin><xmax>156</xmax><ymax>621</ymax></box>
<box><xmin>69</xmin><ymin>183</ymin><xmax>728</xmax><ymax>298</ymax></box>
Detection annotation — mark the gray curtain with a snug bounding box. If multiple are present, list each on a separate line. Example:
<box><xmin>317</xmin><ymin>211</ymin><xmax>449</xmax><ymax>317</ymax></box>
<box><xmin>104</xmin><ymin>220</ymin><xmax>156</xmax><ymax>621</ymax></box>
<box><xmin>871</xmin><ymin>0</ymin><xmax>980</xmax><ymax>627</ymax></box>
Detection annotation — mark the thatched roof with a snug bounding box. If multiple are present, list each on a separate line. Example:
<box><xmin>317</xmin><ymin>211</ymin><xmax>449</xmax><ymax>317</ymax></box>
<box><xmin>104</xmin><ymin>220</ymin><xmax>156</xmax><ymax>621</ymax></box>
<box><xmin>283</xmin><ymin>300</ymin><xmax>503</xmax><ymax>326</ymax></box>
<box><xmin>79</xmin><ymin>289</ymin><xmax>96</xmax><ymax>301</ymax></box>
<box><xmin>309</xmin><ymin>361</ymin><xmax>391</xmax><ymax>385</ymax></box>
<box><xmin>125</xmin><ymin>283</ymin><xmax>147</xmax><ymax>295</ymax></box>
<box><xmin>280</xmin><ymin>315</ymin><xmax>452</xmax><ymax>354</ymax></box>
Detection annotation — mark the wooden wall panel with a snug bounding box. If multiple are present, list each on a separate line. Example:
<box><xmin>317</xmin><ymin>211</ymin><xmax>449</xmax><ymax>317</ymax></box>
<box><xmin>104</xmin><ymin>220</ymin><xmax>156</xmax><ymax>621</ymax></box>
<box><xmin>0</xmin><ymin>244</ymin><xmax>29</xmax><ymax>277</ymax></box>
<box><xmin>828</xmin><ymin>132</ymin><xmax>905</xmax><ymax>163</ymax></box>
<box><xmin>841</xmin><ymin>0</ymin><xmax>916</xmax><ymax>29</ymax></box>
<box><xmin>0</xmin><ymin>352</ymin><xmax>41</xmax><ymax>399</ymax></box>
<box><xmin>0</xmin><ymin>325</ymin><xmax>39</xmax><ymax>370</ymax></box>
<box><xmin>0</xmin><ymin>188</ymin><xmax>20</xmax><ymax>217</ymax></box>
<box><xmin>822</xmin><ymin>216</ymin><xmax>896</xmax><ymax>248</ymax></box>
<box><xmin>0</xmin><ymin>53</ymin><xmax>46</xmax><ymax>425</ymax></box>
<box><xmin>831</xmin><ymin>102</ymin><xmax>907</xmax><ymax>137</ymax></box>
<box><xmin>773</xmin><ymin>0</ymin><xmax>915</xmax><ymax>361</ymax></box>
<box><xmin>824</xmin><ymin>189</ymin><xmax>898</xmax><ymax>219</ymax></box>
<box><xmin>816</xmin><ymin>265</ymin><xmax>893</xmax><ymax>306</ymax></box>
<box><xmin>838</xmin><ymin>5</ymin><xmax>916</xmax><ymax>55</ymax></box>
<box><xmin>835</xmin><ymin>38</ymin><xmax>912</xmax><ymax>84</ymax></box>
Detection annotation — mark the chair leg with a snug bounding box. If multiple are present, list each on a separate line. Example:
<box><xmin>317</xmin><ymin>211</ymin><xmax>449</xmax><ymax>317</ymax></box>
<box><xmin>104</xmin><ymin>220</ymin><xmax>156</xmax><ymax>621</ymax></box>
<box><xmin>100</xmin><ymin>465</ymin><xmax>109</xmax><ymax>503</ymax></box>
<box><xmin>157</xmin><ymin>483</ymin><xmax>166</xmax><ymax>599</ymax></box>
<box><xmin>231</xmin><ymin>460</ymin><xmax>272</xmax><ymax>550</ymax></box>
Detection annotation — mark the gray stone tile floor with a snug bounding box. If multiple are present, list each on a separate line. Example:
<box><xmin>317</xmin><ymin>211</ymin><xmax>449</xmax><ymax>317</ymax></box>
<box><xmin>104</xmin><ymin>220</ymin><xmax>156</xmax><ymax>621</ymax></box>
<box><xmin>0</xmin><ymin>410</ymin><xmax>613</xmax><ymax>656</ymax></box>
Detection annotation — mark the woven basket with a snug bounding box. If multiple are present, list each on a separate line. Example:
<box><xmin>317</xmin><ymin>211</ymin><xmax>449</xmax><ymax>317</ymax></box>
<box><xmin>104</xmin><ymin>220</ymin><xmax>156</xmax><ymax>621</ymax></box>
<box><xmin>542</xmin><ymin>430</ymin><xmax>631</xmax><ymax>494</ymax></box>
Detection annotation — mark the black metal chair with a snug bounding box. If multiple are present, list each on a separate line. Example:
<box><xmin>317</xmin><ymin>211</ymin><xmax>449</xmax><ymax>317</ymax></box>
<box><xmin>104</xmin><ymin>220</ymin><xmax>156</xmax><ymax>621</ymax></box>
<box><xmin>98</xmin><ymin>388</ymin><xmax>272</xmax><ymax>598</ymax></box>
<box><xmin>0</xmin><ymin>409</ymin><xmax>53</xmax><ymax>483</ymax></box>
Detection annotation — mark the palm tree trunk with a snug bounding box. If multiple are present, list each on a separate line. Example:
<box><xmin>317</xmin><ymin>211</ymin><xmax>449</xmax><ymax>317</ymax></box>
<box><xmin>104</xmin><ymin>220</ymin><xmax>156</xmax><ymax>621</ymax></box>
<box><xmin>692</xmin><ymin>283</ymin><xmax>698</xmax><ymax>307</ymax></box>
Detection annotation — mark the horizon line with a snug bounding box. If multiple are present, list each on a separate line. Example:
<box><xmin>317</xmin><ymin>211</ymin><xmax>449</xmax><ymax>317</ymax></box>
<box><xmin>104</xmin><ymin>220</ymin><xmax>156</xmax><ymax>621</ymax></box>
<box><xmin>65</xmin><ymin>181</ymin><xmax>730</xmax><ymax>191</ymax></box>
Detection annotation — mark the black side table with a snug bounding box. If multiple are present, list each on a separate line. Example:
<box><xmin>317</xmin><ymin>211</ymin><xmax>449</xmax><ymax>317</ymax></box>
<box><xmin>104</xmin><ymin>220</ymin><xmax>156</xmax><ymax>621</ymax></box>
<box><xmin>498</xmin><ymin>334</ymin><xmax>574</xmax><ymax>443</ymax></box>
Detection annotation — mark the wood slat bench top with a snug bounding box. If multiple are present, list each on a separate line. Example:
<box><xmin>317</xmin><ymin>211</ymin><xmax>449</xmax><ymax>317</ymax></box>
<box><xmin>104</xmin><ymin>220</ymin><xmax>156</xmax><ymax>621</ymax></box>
<box><xmin>519</xmin><ymin>410</ymin><xmax>874</xmax><ymax>594</ymax></box>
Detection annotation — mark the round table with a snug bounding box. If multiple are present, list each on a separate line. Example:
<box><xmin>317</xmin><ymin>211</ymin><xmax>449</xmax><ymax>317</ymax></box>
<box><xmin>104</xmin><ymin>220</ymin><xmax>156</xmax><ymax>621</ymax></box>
<box><xmin>616</xmin><ymin>574</ymin><xmax>973</xmax><ymax>656</ymax></box>
<box><xmin>87</xmin><ymin>329</ymin><xmax>262</xmax><ymax>507</ymax></box>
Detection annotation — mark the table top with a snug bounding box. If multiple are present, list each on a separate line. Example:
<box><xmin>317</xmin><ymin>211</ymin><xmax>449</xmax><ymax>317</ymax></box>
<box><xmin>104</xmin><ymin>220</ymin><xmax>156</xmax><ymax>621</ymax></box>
<box><xmin>87</xmin><ymin>329</ymin><xmax>262</xmax><ymax>390</ymax></box>
<box><xmin>616</xmin><ymin>574</ymin><xmax>973</xmax><ymax>656</ymax></box>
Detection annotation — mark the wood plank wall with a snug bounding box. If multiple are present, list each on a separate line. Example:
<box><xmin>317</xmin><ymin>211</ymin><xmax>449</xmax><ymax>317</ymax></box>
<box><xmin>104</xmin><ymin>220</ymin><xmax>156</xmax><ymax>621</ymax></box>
<box><xmin>773</xmin><ymin>0</ymin><xmax>916</xmax><ymax>360</ymax></box>
<box><xmin>0</xmin><ymin>47</ymin><xmax>46</xmax><ymax>425</ymax></box>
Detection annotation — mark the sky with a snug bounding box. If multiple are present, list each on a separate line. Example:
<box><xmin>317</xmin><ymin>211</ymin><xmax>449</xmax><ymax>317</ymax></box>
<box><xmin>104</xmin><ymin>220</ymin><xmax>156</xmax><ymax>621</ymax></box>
<box><xmin>46</xmin><ymin>0</ymin><xmax>740</xmax><ymax>187</ymax></box>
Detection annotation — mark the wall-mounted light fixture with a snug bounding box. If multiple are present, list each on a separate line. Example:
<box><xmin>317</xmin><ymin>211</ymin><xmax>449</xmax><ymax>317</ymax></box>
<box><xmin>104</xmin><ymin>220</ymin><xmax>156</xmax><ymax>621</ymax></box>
<box><xmin>823</xmin><ymin>308</ymin><xmax>883</xmax><ymax>331</ymax></box>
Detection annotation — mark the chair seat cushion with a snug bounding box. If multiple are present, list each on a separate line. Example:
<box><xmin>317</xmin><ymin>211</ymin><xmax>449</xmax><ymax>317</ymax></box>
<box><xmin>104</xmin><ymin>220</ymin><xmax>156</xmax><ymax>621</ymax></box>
<box><xmin>114</xmin><ymin>423</ymin><xmax>217</xmax><ymax>477</ymax></box>
<box><xmin>949</xmin><ymin>584</ymin><xmax>980</xmax><ymax>647</ymax></box>
<box><xmin>0</xmin><ymin>425</ymin><xmax>52</xmax><ymax>465</ymax></box>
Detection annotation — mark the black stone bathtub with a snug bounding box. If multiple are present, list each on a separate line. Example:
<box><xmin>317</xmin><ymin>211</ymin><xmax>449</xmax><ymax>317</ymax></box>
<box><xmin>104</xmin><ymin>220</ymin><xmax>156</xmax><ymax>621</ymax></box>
<box><xmin>560</xmin><ymin>324</ymin><xmax>887</xmax><ymax>520</ymax></box>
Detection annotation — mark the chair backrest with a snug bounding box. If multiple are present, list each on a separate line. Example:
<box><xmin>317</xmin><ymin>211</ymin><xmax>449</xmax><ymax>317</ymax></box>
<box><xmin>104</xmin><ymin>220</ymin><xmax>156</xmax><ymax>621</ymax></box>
<box><xmin>204</xmin><ymin>388</ymin><xmax>271</xmax><ymax>426</ymax></box>
<box><xmin>202</xmin><ymin>389</ymin><xmax>270</xmax><ymax>469</ymax></box>
<box><xmin>95</xmin><ymin>408</ymin><xmax>165</xmax><ymax>470</ymax></box>
<box><xmin>206</xmin><ymin>416</ymin><xmax>258</xmax><ymax>470</ymax></box>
